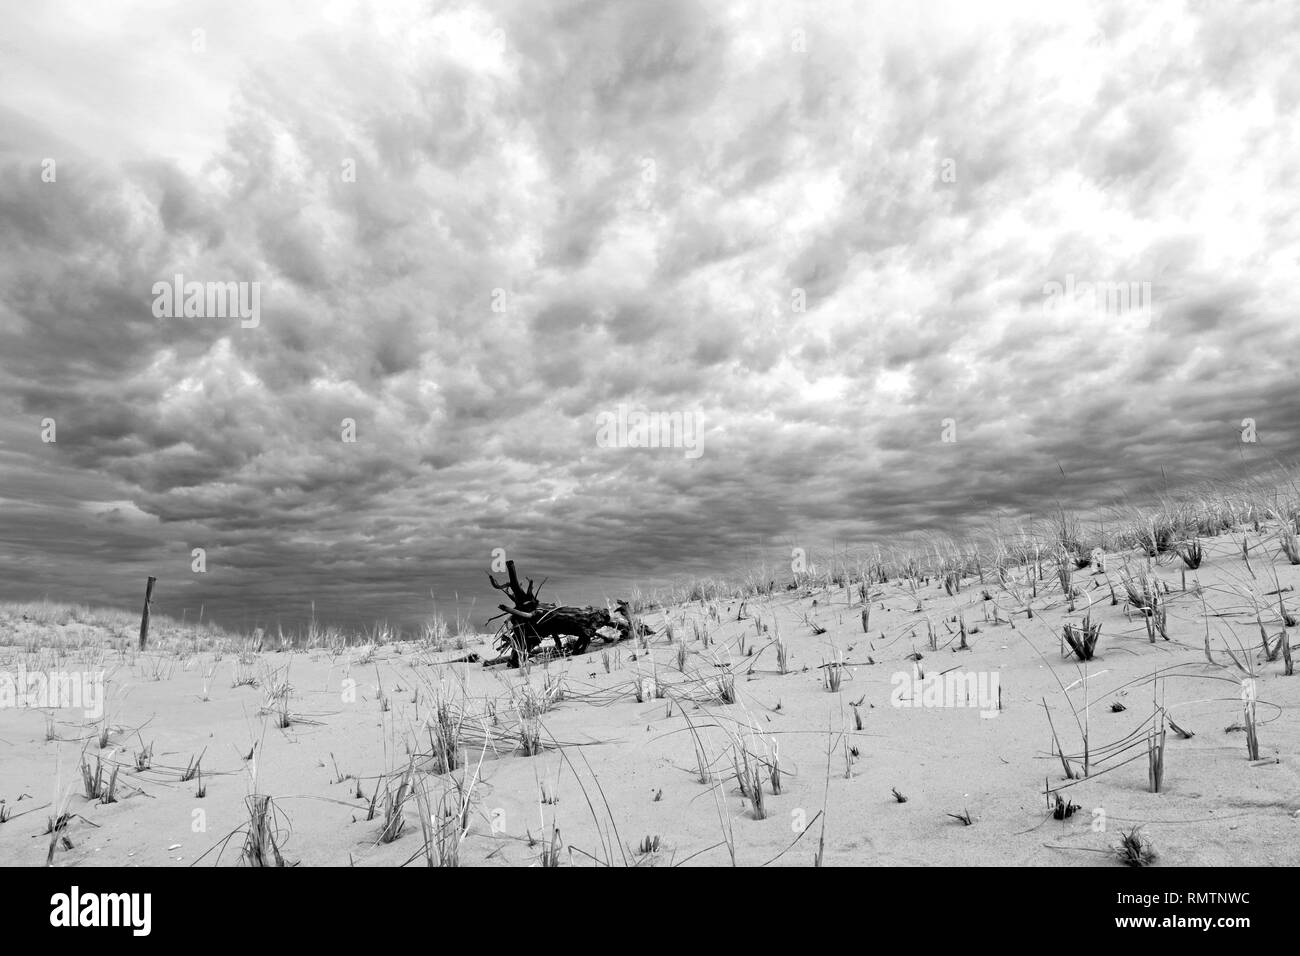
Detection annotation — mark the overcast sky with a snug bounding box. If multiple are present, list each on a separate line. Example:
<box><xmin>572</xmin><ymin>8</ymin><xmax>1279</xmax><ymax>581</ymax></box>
<box><xmin>1</xmin><ymin>0</ymin><xmax>1298</xmax><ymax>633</ymax></box>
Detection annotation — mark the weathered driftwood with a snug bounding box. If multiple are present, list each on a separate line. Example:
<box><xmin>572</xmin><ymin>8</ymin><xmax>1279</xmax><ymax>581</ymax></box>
<box><xmin>138</xmin><ymin>576</ymin><xmax>157</xmax><ymax>651</ymax></box>
<box><xmin>484</xmin><ymin>559</ymin><xmax>649</xmax><ymax>667</ymax></box>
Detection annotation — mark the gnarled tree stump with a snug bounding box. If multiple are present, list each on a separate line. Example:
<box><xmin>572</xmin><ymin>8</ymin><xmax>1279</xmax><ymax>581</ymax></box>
<box><xmin>485</xmin><ymin>560</ymin><xmax>649</xmax><ymax>667</ymax></box>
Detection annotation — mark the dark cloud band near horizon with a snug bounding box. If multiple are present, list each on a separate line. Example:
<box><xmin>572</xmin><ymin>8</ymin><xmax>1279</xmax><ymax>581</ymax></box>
<box><xmin>1</xmin><ymin>0</ymin><xmax>1298</xmax><ymax>634</ymax></box>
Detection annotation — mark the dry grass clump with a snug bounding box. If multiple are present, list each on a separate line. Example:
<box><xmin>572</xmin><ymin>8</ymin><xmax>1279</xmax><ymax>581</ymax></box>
<box><xmin>1049</xmin><ymin>793</ymin><xmax>1079</xmax><ymax>819</ymax></box>
<box><xmin>631</xmin><ymin>674</ymin><xmax>651</xmax><ymax>703</ymax></box>
<box><xmin>1243</xmin><ymin>682</ymin><xmax>1260</xmax><ymax>761</ymax></box>
<box><xmin>1175</xmin><ymin>537</ymin><xmax>1203</xmax><ymax>569</ymax></box>
<box><xmin>1115</xmin><ymin>825</ymin><xmax>1156</xmax><ymax>867</ymax></box>
<box><xmin>1051</xmin><ymin>509</ymin><xmax>1098</xmax><ymax>562</ymax></box>
<box><xmin>822</xmin><ymin>650</ymin><xmax>846</xmax><ymax>692</ymax></box>
<box><xmin>414</xmin><ymin>766</ymin><xmax>479</xmax><ymax>867</ymax></box>
<box><xmin>79</xmin><ymin>749</ymin><xmax>120</xmax><ymax>804</ymax></box>
<box><xmin>538</xmin><ymin>825</ymin><xmax>564</xmax><ymax>867</ymax></box>
<box><xmin>132</xmin><ymin>739</ymin><xmax>153</xmax><ymax>772</ymax></box>
<box><xmin>732</xmin><ymin>741</ymin><xmax>768</xmax><ymax>820</ymax></box>
<box><xmin>1120</xmin><ymin>568</ymin><xmax>1155</xmax><ymax>610</ymax></box>
<box><xmin>513</xmin><ymin>674</ymin><xmax>564</xmax><ymax>720</ymax></box>
<box><xmin>1147</xmin><ymin>714</ymin><xmax>1167</xmax><ymax>793</ymax></box>
<box><xmin>379</xmin><ymin>759</ymin><xmax>415</xmax><ymax>843</ymax></box>
<box><xmin>1143</xmin><ymin>598</ymin><xmax>1170</xmax><ymax>643</ymax></box>
<box><xmin>518</xmin><ymin>717</ymin><xmax>544</xmax><ymax>756</ymax></box>
<box><xmin>1055</xmin><ymin>551</ymin><xmax>1076</xmax><ymax>609</ymax></box>
<box><xmin>241</xmin><ymin>793</ymin><xmax>290</xmax><ymax>866</ymax></box>
<box><xmin>1062</xmin><ymin>614</ymin><xmax>1102</xmax><ymax>661</ymax></box>
<box><xmin>231</xmin><ymin>657</ymin><xmax>258</xmax><ymax>688</ymax></box>
<box><xmin>697</xmin><ymin>669</ymin><xmax>736</xmax><ymax>705</ymax></box>
<box><xmin>1132</xmin><ymin>515</ymin><xmax>1179</xmax><ymax>557</ymax></box>
<box><xmin>635</xmin><ymin>834</ymin><xmax>662</xmax><ymax>855</ymax></box>
<box><xmin>258</xmin><ymin>663</ymin><xmax>294</xmax><ymax>727</ymax></box>
<box><xmin>43</xmin><ymin>783</ymin><xmax>77</xmax><ymax>865</ymax></box>
<box><xmin>1120</xmin><ymin>568</ymin><xmax>1169</xmax><ymax>641</ymax></box>
<box><xmin>200</xmin><ymin>663</ymin><xmax>217</xmax><ymax>701</ymax></box>
<box><xmin>426</xmin><ymin>696</ymin><xmax>466</xmax><ymax>774</ymax></box>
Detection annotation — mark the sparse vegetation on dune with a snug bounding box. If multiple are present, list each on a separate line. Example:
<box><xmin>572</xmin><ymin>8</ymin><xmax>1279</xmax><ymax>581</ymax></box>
<box><xmin>637</xmin><ymin>467</ymin><xmax>1300</xmax><ymax>609</ymax></box>
<box><xmin>2</xmin><ymin>468</ymin><xmax>1298</xmax><ymax>867</ymax></box>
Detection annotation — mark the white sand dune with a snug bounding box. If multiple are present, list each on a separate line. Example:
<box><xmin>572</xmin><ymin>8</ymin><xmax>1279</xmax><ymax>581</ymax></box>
<box><xmin>1</xmin><ymin>527</ymin><xmax>1297</xmax><ymax>867</ymax></box>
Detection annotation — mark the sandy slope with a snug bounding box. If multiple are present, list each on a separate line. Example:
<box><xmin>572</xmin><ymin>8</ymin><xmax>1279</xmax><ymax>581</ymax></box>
<box><xmin>1</xmin><ymin>532</ymin><xmax>1297</xmax><ymax>867</ymax></box>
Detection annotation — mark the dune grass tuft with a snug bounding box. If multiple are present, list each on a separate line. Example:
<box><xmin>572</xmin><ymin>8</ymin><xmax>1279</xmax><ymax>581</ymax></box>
<box><xmin>1062</xmin><ymin>614</ymin><xmax>1102</xmax><ymax>661</ymax></box>
<box><xmin>1115</xmin><ymin>825</ymin><xmax>1156</xmax><ymax>867</ymax></box>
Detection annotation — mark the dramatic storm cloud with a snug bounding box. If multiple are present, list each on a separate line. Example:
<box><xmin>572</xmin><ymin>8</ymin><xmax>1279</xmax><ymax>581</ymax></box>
<box><xmin>1</xmin><ymin>0</ymin><xmax>1298</xmax><ymax>631</ymax></box>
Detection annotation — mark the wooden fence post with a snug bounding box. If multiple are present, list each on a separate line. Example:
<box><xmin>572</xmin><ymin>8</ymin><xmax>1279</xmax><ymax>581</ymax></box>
<box><xmin>139</xmin><ymin>576</ymin><xmax>157</xmax><ymax>650</ymax></box>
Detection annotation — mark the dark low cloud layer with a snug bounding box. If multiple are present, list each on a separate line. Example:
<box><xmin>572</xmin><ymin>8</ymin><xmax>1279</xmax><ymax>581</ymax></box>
<box><xmin>1</xmin><ymin>1</ymin><xmax>1298</xmax><ymax>631</ymax></box>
